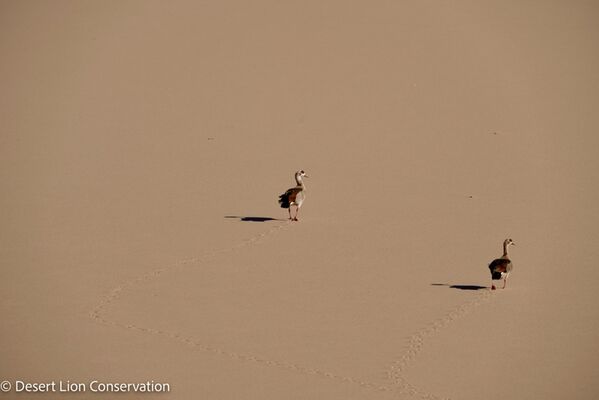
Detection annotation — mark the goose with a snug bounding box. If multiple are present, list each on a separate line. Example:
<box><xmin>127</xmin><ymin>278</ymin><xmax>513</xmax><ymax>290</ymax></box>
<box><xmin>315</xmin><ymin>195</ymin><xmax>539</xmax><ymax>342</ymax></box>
<box><xmin>278</xmin><ymin>170</ymin><xmax>308</xmax><ymax>221</ymax></box>
<box><xmin>489</xmin><ymin>238</ymin><xmax>515</xmax><ymax>290</ymax></box>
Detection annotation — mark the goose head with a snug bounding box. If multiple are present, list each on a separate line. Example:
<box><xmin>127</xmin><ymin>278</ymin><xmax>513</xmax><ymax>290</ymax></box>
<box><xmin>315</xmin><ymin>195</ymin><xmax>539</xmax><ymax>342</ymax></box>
<box><xmin>295</xmin><ymin>170</ymin><xmax>309</xmax><ymax>184</ymax></box>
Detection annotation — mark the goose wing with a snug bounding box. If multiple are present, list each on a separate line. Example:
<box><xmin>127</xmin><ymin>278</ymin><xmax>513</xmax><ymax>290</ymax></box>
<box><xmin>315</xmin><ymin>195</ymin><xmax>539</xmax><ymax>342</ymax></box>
<box><xmin>489</xmin><ymin>258</ymin><xmax>511</xmax><ymax>273</ymax></box>
<box><xmin>278</xmin><ymin>187</ymin><xmax>301</xmax><ymax>208</ymax></box>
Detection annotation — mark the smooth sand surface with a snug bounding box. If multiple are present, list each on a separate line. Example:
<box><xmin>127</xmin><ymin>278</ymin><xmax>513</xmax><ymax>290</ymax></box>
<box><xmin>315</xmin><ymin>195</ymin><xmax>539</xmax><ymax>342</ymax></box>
<box><xmin>2</xmin><ymin>1</ymin><xmax>599</xmax><ymax>399</ymax></box>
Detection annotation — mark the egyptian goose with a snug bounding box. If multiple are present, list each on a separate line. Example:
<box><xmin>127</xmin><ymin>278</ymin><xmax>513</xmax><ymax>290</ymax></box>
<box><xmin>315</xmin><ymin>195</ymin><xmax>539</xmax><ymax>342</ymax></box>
<box><xmin>489</xmin><ymin>238</ymin><xmax>515</xmax><ymax>290</ymax></box>
<box><xmin>278</xmin><ymin>170</ymin><xmax>308</xmax><ymax>221</ymax></box>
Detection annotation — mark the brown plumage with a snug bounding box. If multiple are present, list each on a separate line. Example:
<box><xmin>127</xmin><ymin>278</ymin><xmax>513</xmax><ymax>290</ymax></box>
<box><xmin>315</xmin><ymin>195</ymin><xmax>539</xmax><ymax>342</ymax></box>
<box><xmin>489</xmin><ymin>238</ymin><xmax>515</xmax><ymax>290</ymax></box>
<box><xmin>278</xmin><ymin>170</ymin><xmax>308</xmax><ymax>221</ymax></box>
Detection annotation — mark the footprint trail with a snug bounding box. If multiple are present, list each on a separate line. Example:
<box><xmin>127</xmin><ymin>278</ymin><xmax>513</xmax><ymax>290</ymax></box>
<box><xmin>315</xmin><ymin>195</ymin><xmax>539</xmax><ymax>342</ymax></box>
<box><xmin>89</xmin><ymin>220</ymin><xmax>495</xmax><ymax>399</ymax></box>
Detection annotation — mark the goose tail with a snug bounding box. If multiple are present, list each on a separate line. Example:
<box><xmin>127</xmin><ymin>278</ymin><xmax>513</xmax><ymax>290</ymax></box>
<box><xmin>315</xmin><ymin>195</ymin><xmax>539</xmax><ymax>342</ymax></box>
<box><xmin>278</xmin><ymin>192</ymin><xmax>290</xmax><ymax>208</ymax></box>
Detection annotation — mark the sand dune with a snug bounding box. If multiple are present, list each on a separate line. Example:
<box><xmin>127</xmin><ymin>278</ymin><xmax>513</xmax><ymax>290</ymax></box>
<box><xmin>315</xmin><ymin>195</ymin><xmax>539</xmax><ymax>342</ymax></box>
<box><xmin>1</xmin><ymin>1</ymin><xmax>598</xmax><ymax>399</ymax></box>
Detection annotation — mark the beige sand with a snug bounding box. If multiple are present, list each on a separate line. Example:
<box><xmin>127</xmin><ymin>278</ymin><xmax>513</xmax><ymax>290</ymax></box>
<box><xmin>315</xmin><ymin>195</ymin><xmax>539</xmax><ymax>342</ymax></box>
<box><xmin>1</xmin><ymin>1</ymin><xmax>598</xmax><ymax>399</ymax></box>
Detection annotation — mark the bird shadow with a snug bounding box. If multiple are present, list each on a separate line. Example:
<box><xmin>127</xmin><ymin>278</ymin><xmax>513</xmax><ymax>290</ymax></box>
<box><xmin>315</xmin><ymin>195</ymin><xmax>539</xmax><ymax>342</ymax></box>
<box><xmin>224</xmin><ymin>215</ymin><xmax>283</xmax><ymax>222</ymax></box>
<box><xmin>431</xmin><ymin>283</ymin><xmax>488</xmax><ymax>291</ymax></box>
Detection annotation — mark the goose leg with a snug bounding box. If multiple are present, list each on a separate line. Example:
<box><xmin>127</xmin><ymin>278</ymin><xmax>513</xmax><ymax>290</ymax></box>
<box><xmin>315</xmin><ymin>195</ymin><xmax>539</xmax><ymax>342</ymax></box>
<box><xmin>293</xmin><ymin>207</ymin><xmax>299</xmax><ymax>221</ymax></box>
<box><xmin>503</xmin><ymin>277</ymin><xmax>508</xmax><ymax>289</ymax></box>
<box><xmin>288</xmin><ymin>208</ymin><xmax>292</xmax><ymax>220</ymax></box>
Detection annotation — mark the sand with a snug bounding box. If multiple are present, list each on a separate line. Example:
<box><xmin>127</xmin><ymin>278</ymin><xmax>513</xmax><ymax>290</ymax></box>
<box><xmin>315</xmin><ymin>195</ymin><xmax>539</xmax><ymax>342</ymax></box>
<box><xmin>1</xmin><ymin>1</ymin><xmax>598</xmax><ymax>399</ymax></box>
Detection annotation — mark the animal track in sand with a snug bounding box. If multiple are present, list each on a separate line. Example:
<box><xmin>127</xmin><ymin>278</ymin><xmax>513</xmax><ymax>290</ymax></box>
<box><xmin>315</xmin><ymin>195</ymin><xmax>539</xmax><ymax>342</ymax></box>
<box><xmin>90</xmin><ymin>221</ymin><xmax>291</xmax><ymax>322</ymax></box>
<box><xmin>386</xmin><ymin>288</ymin><xmax>494</xmax><ymax>399</ymax></box>
<box><xmin>89</xmin><ymin>221</ymin><xmax>495</xmax><ymax>399</ymax></box>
